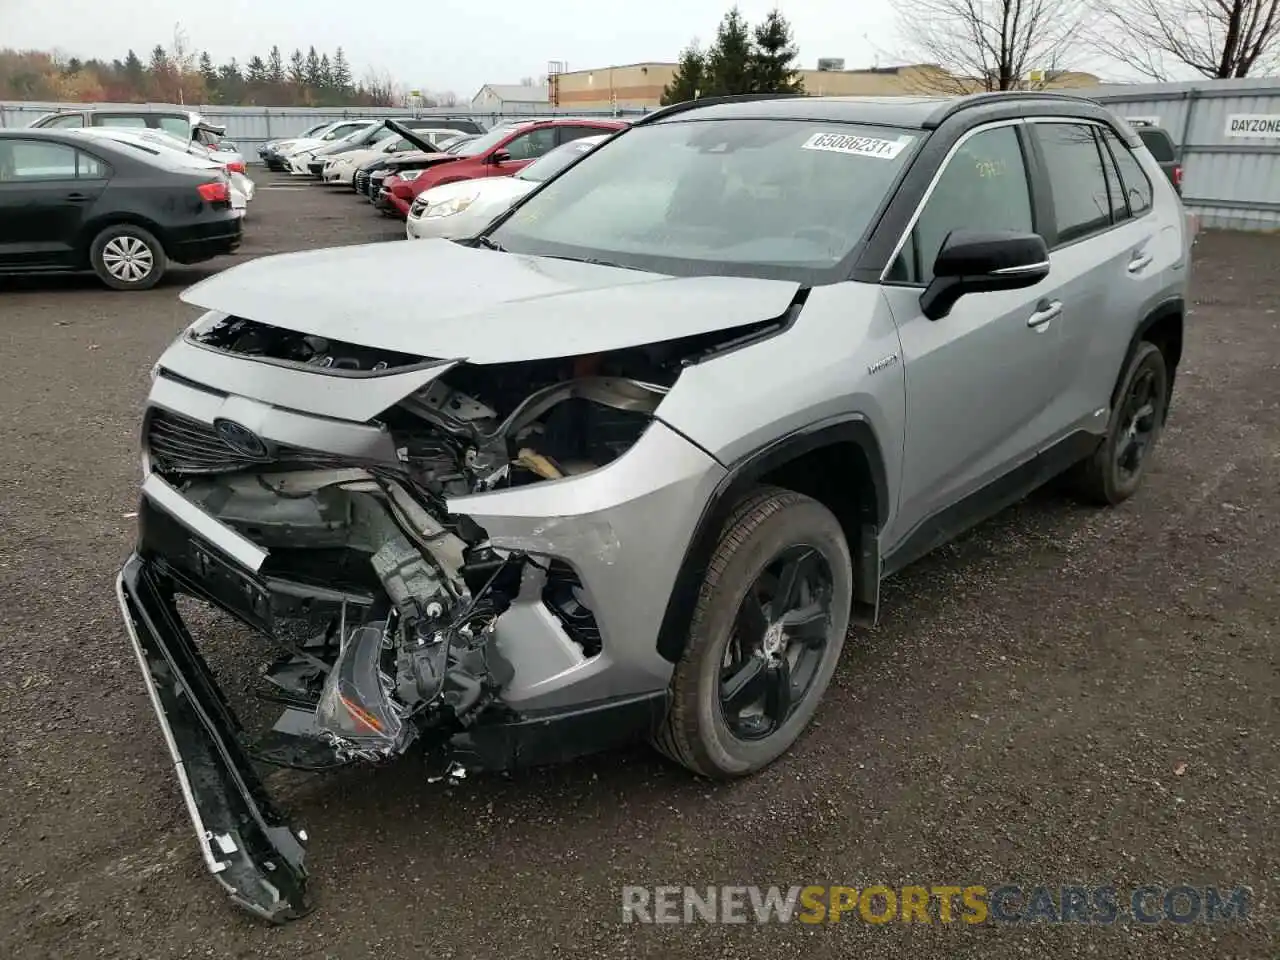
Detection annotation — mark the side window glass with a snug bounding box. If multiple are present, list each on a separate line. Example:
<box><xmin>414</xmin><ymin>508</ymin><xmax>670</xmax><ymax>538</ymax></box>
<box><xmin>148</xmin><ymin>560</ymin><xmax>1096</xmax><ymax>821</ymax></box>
<box><xmin>158</xmin><ymin>116</ymin><xmax>190</xmax><ymax>138</ymax></box>
<box><xmin>1102</xmin><ymin>129</ymin><xmax>1153</xmax><ymax>217</ymax></box>
<box><xmin>46</xmin><ymin>114</ymin><xmax>86</xmax><ymax>128</ymax></box>
<box><xmin>1034</xmin><ymin>122</ymin><xmax>1112</xmax><ymax>244</ymax></box>
<box><xmin>1096</xmin><ymin>129</ymin><xmax>1129</xmax><ymax>224</ymax></box>
<box><xmin>558</xmin><ymin>125</ymin><xmax>611</xmax><ymax>145</ymax></box>
<box><xmin>892</xmin><ymin>125</ymin><xmax>1033</xmax><ymax>284</ymax></box>
<box><xmin>98</xmin><ymin>115</ymin><xmax>149</xmax><ymax>128</ymax></box>
<box><xmin>504</xmin><ymin>128</ymin><xmax>558</xmax><ymax>161</ymax></box>
<box><xmin>9</xmin><ymin>141</ymin><xmax>79</xmax><ymax>180</ymax></box>
<box><xmin>77</xmin><ymin>151</ymin><xmax>109</xmax><ymax>179</ymax></box>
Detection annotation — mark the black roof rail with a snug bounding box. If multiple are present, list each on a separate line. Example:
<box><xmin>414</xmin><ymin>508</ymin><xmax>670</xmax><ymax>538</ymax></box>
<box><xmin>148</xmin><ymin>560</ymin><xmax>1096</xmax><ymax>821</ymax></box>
<box><xmin>633</xmin><ymin>92</ymin><xmax>808</xmax><ymax>126</ymax></box>
<box><xmin>921</xmin><ymin>90</ymin><xmax>1103</xmax><ymax>129</ymax></box>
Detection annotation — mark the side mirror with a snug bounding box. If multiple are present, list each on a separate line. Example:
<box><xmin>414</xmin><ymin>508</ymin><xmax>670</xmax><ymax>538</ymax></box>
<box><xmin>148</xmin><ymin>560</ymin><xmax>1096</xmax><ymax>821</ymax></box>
<box><xmin>490</xmin><ymin>149</ymin><xmax>511</xmax><ymax>164</ymax></box>
<box><xmin>920</xmin><ymin>229</ymin><xmax>1050</xmax><ymax>321</ymax></box>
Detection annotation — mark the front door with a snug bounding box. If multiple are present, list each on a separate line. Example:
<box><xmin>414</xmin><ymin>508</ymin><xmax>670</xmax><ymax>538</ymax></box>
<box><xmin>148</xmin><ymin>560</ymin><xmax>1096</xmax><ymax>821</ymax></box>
<box><xmin>0</xmin><ymin>139</ymin><xmax>107</xmax><ymax>269</ymax></box>
<box><xmin>880</xmin><ymin>122</ymin><xmax>1068</xmax><ymax>547</ymax></box>
<box><xmin>486</xmin><ymin>127</ymin><xmax>558</xmax><ymax>177</ymax></box>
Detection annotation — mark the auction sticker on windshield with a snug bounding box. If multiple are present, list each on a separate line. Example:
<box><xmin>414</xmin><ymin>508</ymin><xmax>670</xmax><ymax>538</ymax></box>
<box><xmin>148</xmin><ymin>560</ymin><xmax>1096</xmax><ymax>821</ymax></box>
<box><xmin>801</xmin><ymin>132</ymin><xmax>913</xmax><ymax>159</ymax></box>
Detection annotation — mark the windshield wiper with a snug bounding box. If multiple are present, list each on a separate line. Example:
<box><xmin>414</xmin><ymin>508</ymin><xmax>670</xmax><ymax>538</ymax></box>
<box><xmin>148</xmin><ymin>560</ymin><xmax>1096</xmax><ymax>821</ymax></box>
<box><xmin>474</xmin><ymin>235</ymin><xmax>506</xmax><ymax>252</ymax></box>
<box><xmin>536</xmin><ymin>253</ymin><xmax>632</xmax><ymax>270</ymax></box>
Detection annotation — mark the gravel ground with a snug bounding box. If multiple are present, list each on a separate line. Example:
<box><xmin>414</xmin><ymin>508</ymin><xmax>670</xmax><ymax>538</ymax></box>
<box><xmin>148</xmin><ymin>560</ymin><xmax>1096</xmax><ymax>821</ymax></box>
<box><xmin>0</xmin><ymin>182</ymin><xmax>1277</xmax><ymax>959</ymax></box>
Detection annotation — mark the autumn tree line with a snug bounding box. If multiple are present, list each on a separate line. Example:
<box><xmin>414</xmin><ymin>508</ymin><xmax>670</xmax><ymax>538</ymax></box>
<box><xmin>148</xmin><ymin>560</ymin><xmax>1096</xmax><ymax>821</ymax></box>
<box><xmin>0</xmin><ymin>43</ymin><xmax>458</xmax><ymax>108</ymax></box>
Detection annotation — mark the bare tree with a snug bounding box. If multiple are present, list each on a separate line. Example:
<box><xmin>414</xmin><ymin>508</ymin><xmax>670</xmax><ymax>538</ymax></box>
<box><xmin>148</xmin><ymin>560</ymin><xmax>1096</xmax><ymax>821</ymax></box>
<box><xmin>893</xmin><ymin>0</ymin><xmax>1089</xmax><ymax>94</ymax></box>
<box><xmin>1086</xmin><ymin>0</ymin><xmax>1279</xmax><ymax>80</ymax></box>
<box><xmin>362</xmin><ymin>68</ymin><xmax>398</xmax><ymax>107</ymax></box>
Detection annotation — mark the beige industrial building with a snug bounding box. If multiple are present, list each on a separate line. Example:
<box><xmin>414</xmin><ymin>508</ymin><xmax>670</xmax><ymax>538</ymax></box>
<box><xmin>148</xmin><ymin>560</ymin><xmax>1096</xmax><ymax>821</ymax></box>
<box><xmin>545</xmin><ymin>61</ymin><xmax>1100</xmax><ymax>111</ymax></box>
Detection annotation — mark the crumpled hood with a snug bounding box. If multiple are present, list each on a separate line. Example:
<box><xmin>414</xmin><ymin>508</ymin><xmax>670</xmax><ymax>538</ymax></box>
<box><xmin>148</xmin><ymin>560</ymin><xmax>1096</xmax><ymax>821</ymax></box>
<box><xmin>179</xmin><ymin>240</ymin><xmax>801</xmax><ymax>363</ymax></box>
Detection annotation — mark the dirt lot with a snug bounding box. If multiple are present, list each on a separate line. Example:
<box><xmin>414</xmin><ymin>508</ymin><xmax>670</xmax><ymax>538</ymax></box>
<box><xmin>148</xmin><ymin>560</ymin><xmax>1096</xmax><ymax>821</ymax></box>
<box><xmin>0</xmin><ymin>181</ymin><xmax>1276</xmax><ymax>960</ymax></box>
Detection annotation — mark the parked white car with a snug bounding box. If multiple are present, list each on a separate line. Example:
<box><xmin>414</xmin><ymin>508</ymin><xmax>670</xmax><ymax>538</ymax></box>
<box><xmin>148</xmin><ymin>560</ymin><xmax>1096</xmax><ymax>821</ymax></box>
<box><xmin>406</xmin><ymin>134</ymin><xmax>607</xmax><ymax>240</ymax></box>
<box><xmin>273</xmin><ymin>120</ymin><xmax>381</xmax><ymax>169</ymax></box>
<box><xmin>322</xmin><ymin>128</ymin><xmax>464</xmax><ymax>185</ymax></box>
<box><xmin>70</xmin><ymin>127</ymin><xmax>255</xmax><ymax>216</ymax></box>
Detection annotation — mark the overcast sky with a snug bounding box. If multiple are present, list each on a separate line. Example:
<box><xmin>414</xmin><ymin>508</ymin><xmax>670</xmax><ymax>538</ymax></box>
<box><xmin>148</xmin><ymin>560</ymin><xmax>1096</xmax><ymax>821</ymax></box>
<box><xmin>0</xmin><ymin>0</ymin><xmax>907</xmax><ymax>97</ymax></box>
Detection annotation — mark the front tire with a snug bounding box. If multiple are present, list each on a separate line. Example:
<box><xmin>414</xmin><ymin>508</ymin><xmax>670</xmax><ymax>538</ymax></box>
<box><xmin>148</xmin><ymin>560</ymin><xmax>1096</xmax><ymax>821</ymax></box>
<box><xmin>1070</xmin><ymin>341</ymin><xmax>1169</xmax><ymax>505</ymax></box>
<box><xmin>654</xmin><ymin>487</ymin><xmax>853</xmax><ymax>779</ymax></box>
<box><xmin>89</xmin><ymin>224</ymin><xmax>167</xmax><ymax>291</ymax></box>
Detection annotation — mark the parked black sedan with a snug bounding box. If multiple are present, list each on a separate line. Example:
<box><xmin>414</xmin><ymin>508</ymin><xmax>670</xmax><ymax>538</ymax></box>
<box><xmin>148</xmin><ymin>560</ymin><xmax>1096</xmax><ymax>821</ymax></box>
<box><xmin>0</xmin><ymin>129</ymin><xmax>242</xmax><ymax>291</ymax></box>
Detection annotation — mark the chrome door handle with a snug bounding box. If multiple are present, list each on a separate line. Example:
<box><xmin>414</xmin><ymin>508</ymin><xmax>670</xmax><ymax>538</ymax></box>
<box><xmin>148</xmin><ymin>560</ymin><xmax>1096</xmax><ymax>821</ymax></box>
<box><xmin>1027</xmin><ymin>300</ymin><xmax>1062</xmax><ymax>330</ymax></box>
<box><xmin>1128</xmin><ymin>253</ymin><xmax>1153</xmax><ymax>273</ymax></box>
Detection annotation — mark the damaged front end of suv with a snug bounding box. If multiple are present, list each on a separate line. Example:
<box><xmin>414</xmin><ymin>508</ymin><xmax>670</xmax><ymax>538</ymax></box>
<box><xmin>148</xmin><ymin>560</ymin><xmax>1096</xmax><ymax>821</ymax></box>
<box><xmin>116</xmin><ymin>239</ymin><xmax>803</xmax><ymax>922</ymax></box>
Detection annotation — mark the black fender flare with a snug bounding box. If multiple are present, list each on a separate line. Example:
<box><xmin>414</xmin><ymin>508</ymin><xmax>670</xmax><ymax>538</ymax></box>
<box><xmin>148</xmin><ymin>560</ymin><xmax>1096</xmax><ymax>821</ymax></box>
<box><xmin>655</xmin><ymin>415</ymin><xmax>889</xmax><ymax>663</ymax></box>
<box><xmin>1113</xmin><ymin>296</ymin><xmax>1184</xmax><ymax>418</ymax></box>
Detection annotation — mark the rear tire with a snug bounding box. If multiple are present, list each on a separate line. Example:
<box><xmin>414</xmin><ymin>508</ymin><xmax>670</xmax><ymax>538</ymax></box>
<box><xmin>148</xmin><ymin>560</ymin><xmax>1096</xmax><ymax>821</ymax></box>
<box><xmin>1070</xmin><ymin>341</ymin><xmax>1169</xmax><ymax>505</ymax></box>
<box><xmin>89</xmin><ymin>224</ymin><xmax>167</xmax><ymax>291</ymax></box>
<box><xmin>654</xmin><ymin>486</ymin><xmax>852</xmax><ymax>779</ymax></box>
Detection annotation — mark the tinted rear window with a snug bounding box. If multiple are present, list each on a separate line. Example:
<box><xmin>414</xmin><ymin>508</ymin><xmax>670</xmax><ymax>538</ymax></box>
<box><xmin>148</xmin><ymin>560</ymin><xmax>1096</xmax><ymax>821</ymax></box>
<box><xmin>1137</xmin><ymin>128</ymin><xmax>1176</xmax><ymax>162</ymax></box>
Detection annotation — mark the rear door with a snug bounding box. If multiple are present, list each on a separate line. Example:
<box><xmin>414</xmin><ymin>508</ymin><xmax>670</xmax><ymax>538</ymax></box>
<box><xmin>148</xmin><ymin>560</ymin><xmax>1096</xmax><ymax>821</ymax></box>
<box><xmin>0</xmin><ymin>139</ymin><xmax>109</xmax><ymax>268</ymax></box>
<box><xmin>880</xmin><ymin>122</ymin><xmax>1067</xmax><ymax>539</ymax></box>
<box><xmin>1025</xmin><ymin>119</ymin><xmax>1163</xmax><ymax>440</ymax></box>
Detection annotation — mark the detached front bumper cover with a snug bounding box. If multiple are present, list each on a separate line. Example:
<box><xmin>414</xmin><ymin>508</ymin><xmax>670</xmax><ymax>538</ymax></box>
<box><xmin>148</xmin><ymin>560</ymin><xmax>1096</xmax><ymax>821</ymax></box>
<box><xmin>116</xmin><ymin>553</ymin><xmax>311</xmax><ymax>923</ymax></box>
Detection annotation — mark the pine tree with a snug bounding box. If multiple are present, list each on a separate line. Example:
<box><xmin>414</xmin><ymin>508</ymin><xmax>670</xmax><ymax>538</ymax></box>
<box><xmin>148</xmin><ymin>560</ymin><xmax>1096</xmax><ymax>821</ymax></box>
<box><xmin>246</xmin><ymin>55</ymin><xmax>268</xmax><ymax>85</ymax></box>
<box><xmin>288</xmin><ymin>49</ymin><xmax>306</xmax><ymax>85</ymax></box>
<box><xmin>749</xmin><ymin>8</ymin><xmax>805</xmax><ymax>93</ymax></box>
<box><xmin>304</xmin><ymin>46</ymin><xmax>321</xmax><ymax>87</ymax></box>
<box><xmin>704</xmin><ymin>6</ymin><xmax>755</xmax><ymax>96</ymax></box>
<box><xmin>332</xmin><ymin>47</ymin><xmax>352</xmax><ymax>92</ymax></box>
<box><xmin>319</xmin><ymin>53</ymin><xmax>332</xmax><ymax>88</ymax></box>
<box><xmin>147</xmin><ymin>44</ymin><xmax>172</xmax><ymax>100</ymax></box>
<box><xmin>218</xmin><ymin>58</ymin><xmax>245</xmax><ymax>102</ymax></box>
<box><xmin>148</xmin><ymin>44</ymin><xmax>169</xmax><ymax>76</ymax></box>
<box><xmin>661</xmin><ymin>43</ymin><xmax>706</xmax><ymax>105</ymax></box>
<box><xmin>198</xmin><ymin>51</ymin><xmax>218</xmax><ymax>101</ymax></box>
<box><xmin>267</xmin><ymin>45</ymin><xmax>285</xmax><ymax>84</ymax></box>
<box><xmin>123</xmin><ymin>48</ymin><xmax>145</xmax><ymax>83</ymax></box>
<box><xmin>198</xmin><ymin>51</ymin><xmax>217</xmax><ymax>86</ymax></box>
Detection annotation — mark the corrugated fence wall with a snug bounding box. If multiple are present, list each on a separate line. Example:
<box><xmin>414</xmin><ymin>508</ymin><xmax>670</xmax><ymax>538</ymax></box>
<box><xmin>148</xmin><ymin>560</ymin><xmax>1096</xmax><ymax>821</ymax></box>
<box><xmin>0</xmin><ymin>100</ymin><xmax>646</xmax><ymax>154</ymax></box>
<box><xmin>1086</xmin><ymin>77</ymin><xmax>1280</xmax><ymax>231</ymax></box>
<box><xmin>3</xmin><ymin>78</ymin><xmax>1278</xmax><ymax>230</ymax></box>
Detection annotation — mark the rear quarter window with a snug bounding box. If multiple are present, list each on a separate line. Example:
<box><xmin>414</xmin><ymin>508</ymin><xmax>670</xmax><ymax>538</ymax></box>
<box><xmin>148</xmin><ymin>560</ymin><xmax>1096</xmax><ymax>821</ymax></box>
<box><xmin>1136</xmin><ymin>128</ymin><xmax>1176</xmax><ymax>162</ymax></box>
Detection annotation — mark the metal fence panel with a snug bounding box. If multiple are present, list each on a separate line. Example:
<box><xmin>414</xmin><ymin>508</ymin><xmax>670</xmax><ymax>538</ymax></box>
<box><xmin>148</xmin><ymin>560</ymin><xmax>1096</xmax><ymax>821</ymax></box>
<box><xmin>0</xmin><ymin>100</ymin><xmax>650</xmax><ymax>154</ymax></box>
<box><xmin>1086</xmin><ymin>78</ymin><xmax>1280</xmax><ymax>231</ymax></box>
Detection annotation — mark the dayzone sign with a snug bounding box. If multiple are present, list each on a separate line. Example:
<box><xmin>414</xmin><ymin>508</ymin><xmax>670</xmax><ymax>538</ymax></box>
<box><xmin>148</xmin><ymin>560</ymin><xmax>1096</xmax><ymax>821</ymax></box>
<box><xmin>1224</xmin><ymin>115</ymin><xmax>1280</xmax><ymax>138</ymax></box>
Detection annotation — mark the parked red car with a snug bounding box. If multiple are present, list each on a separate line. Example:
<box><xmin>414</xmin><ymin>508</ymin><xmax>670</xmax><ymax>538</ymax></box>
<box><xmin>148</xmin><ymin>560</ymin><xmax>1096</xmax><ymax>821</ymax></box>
<box><xmin>383</xmin><ymin>117</ymin><xmax>628</xmax><ymax>218</ymax></box>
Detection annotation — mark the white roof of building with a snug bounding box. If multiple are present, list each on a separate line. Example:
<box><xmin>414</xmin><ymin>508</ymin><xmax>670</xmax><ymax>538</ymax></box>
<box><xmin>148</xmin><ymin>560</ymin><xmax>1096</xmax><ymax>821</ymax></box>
<box><xmin>472</xmin><ymin>84</ymin><xmax>550</xmax><ymax>103</ymax></box>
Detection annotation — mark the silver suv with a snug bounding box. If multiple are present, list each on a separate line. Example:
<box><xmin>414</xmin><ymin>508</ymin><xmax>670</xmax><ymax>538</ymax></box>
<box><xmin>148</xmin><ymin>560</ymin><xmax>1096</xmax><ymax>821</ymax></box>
<box><xmin>116</xmin><ymin>92</ymin><xmax>1188</xmax><ymax>921</ymax></box>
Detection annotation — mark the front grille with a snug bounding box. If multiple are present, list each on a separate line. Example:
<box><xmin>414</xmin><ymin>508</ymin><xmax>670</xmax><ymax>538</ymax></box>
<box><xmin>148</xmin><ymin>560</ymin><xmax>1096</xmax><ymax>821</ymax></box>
<box><xmin>145</xmin><ymin>408</ymin><xmax>317</xmax><ymax>475</ymax></box>
<box><xmin>354</xmin><ymin>171</ymin><xmax>369</xmax><ymax>194</ymax></box>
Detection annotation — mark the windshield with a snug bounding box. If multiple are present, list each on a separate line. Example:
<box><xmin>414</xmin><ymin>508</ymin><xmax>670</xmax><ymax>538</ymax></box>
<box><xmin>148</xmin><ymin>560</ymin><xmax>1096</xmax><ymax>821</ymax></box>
<box><xmin>516</xmin><ymin>137</ymin><xmax>603</xmax><ymax>183</ymax></box>
<box><xmin>489</xmin><ymin>118</ymin><xmax>919</xmax><ymax>282</ymax></box>
<box><xmin>451</xmin><ymin>125</ymin><xmax>527</xmax><ymax>158</ymax></box>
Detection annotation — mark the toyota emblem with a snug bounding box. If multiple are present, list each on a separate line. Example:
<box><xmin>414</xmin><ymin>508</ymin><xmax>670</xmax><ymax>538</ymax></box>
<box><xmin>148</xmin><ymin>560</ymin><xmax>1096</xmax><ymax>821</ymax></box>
<box><xmin>213</xmin><ymin>418</ymin><xmax>271</xmax><ymax>459</ymax></box>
